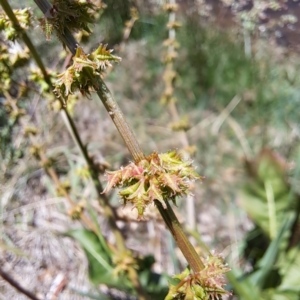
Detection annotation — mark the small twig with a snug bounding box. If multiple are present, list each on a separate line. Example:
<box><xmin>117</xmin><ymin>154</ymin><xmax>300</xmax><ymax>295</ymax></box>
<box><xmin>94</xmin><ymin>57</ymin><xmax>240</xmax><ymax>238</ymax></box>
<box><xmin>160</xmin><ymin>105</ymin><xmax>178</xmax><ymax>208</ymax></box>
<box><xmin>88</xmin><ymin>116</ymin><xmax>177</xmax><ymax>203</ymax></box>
<box><xmin>46</xmin><ymin>273</ymin><xmax>67</xmax><ymax>300</ymax></box>
<box><xmin>162</xmin><ymin>0</ymin><xmax>197</xmax><ymax>231</ymax></box>
<box><xmin>0</xmin><ymin>267</ymin><xmax>40</xmax><ymax>300</ymax></box>
<box><xmin>212</xmin><ymin>95</ymin><xmax>241</xmax><ymax>134</ymax></box>
<box><xmin>226</xmin><ymin>116</ymin><xmax>252</xmax><ymax>159</ymax></box>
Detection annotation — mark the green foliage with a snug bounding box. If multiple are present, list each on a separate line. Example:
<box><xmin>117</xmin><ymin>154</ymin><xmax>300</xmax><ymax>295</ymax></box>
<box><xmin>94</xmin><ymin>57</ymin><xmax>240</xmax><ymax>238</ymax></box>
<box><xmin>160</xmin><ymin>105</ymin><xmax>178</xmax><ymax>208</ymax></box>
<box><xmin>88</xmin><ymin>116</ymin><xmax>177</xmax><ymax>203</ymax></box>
<box><xmin>166</xmin><ymin>257</ymin><xmax>230</xmax><ymax>300</ymax></box>
<box><xmin>174</xmin><ymin>19</ymin><xmax>300</xmax><ymax>130</ymax></box>
<box><xmin>227</xmin><ymin>149</ymin><xmax>300</xmax><ymax>299</ymax></box>
<box><xmin>0</xmin><ymin>8</ymin><xmax>31</xmax><ymax>41</ymax></box>
<box><xmin>54</xmin><ymin>45</ymin><xmax>121</xmax><ymax>101</ymax></box>
<box><xmin>98</xmin><ymin>0</ymin><xmax>132</xmax><ymax>44</ymax></box>
<box><xmin>66</xmin><ymin>229</ymin><xmax>169</xmax><ymax>298</ymax></box>
<box><xmin>0</xmin><ymin>105</ymin><xmax>21</xmax><ymax>166</ymax></box>
<box><xmin>240</xmin><ymin>149</ymin><xmax>296</xmax><ymax>239</ymax></box>
<box><xmin>115</xmin><ymin>11</ymin><xmax>300</xmax><ymax>131</ymax></box>
<box><xmin>65</xmin><ymin>229</ymin><xmax>121</xmax><ymax>287</ymax></box>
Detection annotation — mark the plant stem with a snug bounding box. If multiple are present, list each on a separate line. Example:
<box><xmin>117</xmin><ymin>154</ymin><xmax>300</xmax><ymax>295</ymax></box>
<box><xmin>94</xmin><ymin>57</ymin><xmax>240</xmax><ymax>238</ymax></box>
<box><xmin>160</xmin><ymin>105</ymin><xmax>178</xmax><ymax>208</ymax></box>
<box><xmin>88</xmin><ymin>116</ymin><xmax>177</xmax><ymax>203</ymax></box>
<box><xmin>34</xmin><ymin>0</ymin><xmax>145</xmax><ymax>164</ymax></box>
<box><xmin>94</xmin><ymin>77</ymin><xmax>145</xmax><ymax>163</ymax></box>
<box><xmin>33</xmin><ymin>0</ymin><xmax>205</xmax><ymax>274</ymax></box>
<box><xmin>155</xmin><ymin>200</ymin><xmax>205</xmax><ymax>272</ymax></box>
<box><xmin>60</xmin><ymin>109</ymin><xmax>126</xmax><ymax>251</ymax></box>
<box><xmin>164</xmin><ymin>0</ymin><xmax>196</xmax><ymax>230</ymax></box>
<box><xmin>34</xmin><ymin>2</ymin><xmax>144</xmax><ymax>163</ymax></box>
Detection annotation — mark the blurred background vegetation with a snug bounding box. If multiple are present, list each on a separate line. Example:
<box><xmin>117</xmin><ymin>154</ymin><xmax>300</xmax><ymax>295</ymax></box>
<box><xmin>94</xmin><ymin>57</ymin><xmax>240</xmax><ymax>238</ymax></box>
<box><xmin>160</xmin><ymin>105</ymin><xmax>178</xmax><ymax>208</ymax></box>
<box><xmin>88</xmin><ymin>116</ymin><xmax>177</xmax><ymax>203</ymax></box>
<box><xmin>1</xmin><ymin>0</ymin><xmax>300</xmax><ymax>299</ymax></box>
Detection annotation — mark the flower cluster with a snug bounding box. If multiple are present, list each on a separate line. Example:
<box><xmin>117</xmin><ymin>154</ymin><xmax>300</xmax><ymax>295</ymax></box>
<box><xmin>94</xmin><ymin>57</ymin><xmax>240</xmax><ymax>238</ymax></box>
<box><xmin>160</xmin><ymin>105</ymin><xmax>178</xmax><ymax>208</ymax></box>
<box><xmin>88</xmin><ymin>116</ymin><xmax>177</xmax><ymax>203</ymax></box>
<box><xmin>0</xmin><ymin>44</ymin><xmax>11</xmax><ymax>91</ymax></box>
<box><xmin>68</xmin><ymin>200</ymin><xmax>86</xmax><ymax>220</ymax></box>
<box><xmin>0</xmin><ymin>8</ymin><xmax>31</xmax><ymax>41</ymax></box>
<box><xmin>103</xmin><ymin>151</ymin><xmax>201</xmax><ymax>218</ymax></box>
<box><xmin>169</xmin><ymin>116</ymin><xmax>191</xmax><ymax>132</ymax></box>
<box><xmin>54</xmin><ymin>45</ymin><xmax>121</xmax><ymax>101</ymax></box>
<box><xmin>0</xmin><ymin>42</ymin><xmax>31</xmax><ymax>93</ymax></box>
<box><xmin>112</xmin><ymin>250</ymin><xmax>138</xmax><ymax>278</ymax></box>
<box><xmin>166</xmin><ymin>255</ymin><xmax>231</xmax><ymax>300</ymax></box>
<box><xmin>38</xmin><ymin>0</ymin><xmax>104</xmax><ymax>42</ymax></box>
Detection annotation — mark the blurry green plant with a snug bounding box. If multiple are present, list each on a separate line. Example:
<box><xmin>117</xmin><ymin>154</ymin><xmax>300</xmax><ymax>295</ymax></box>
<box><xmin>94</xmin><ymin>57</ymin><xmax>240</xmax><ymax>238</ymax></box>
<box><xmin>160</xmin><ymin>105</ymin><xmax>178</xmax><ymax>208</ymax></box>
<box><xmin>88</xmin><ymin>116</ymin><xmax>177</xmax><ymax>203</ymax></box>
<box><xmin>67</xmin><ymin>229</ymin><xmax>169</xmax><ymax>299</ymax></box>
<box><xmin>227</xmin><ymin>148</ymin><xmax>300</xmax><ymax>299</ymax></box>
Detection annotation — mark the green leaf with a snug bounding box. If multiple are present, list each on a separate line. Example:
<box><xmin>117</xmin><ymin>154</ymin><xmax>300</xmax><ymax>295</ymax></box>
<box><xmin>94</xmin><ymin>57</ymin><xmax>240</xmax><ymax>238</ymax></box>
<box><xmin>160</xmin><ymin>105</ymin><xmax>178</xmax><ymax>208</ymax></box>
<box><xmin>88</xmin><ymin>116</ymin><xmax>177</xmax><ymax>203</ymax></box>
<box><xmin>240</xmin><ymin>149</ymin><xmax>296</xmax><ymax>239</ymax></box>
<box><xmin>277</xmin><ymin>246</ymin><xmax>300</xmax><ymax>293</ymax></box>
<box><xmin>136</xmin><ymin>254</ymin><xmax>169</xmax><ymax>298</ymax></box>
<box><xmin>248</xmin><ymin>217</ymin><xmax>294</xmax><ymax>289</ymax></box>
<box><xmin>261</xmin><ymin>288</ymin><xmax>299</xmax><ymax>300</ymax></box>
<box><xmin>226</xmin><ymin>268</ymin><xmax>261</xmax><ymax>300</ymax></box>
<box><xmin>65</xmin><ymin>229</ymin><xmax>125</xmax><ymax>288</ymax></box>
<box><xmin>138</xmin><ymin>269</ymin><xmax>169</xmax><ymax>299</ymax></box>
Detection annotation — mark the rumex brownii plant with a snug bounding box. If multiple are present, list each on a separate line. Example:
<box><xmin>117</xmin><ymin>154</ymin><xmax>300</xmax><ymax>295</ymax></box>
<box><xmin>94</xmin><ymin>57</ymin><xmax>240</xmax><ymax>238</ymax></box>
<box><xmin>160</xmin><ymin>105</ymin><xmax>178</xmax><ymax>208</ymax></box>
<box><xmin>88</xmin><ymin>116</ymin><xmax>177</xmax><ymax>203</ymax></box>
<box><xmin>0</xmin><ymin>0</ymin><xmax>230</xmax><ymax>299</ymax></box>
<box><xmin>160</xmin><ymin>0</ymin><xmax>198</xmax><ymax>232</ymax></box>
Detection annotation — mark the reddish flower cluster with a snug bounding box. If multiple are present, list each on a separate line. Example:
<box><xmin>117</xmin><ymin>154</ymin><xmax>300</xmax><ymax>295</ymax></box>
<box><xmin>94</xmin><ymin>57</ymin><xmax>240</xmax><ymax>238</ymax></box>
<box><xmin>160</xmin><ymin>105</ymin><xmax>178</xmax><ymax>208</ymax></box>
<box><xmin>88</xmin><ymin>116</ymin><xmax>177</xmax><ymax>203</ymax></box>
<box><xmin>166</xmin><ymin>255</ymin><xmax>231</xmax><ymax>300</ymax></box>
<box><xmin>103</xmin><ymin>151</ymin><xmax>201</xmax><ymax>218</ymax></box>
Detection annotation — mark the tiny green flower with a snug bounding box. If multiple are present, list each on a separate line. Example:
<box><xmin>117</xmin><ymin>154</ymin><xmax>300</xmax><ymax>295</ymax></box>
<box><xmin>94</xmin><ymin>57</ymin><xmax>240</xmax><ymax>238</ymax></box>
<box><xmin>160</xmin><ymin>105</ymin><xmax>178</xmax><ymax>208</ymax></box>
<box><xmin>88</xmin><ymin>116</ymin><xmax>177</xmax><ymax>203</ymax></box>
<box><xmin>0</xmin><ymin>8</ymin><xmax>31</xmax><ymax>41</ymax></box>
<box><xmin>112</xmin><ymin>250</ymin><xmax>138</xmax><ymax>278</ymax></box>
<box><xmin>54</xmin><ymin>46</ymin><xmax>121</xmax><ymax>101</ymax></box>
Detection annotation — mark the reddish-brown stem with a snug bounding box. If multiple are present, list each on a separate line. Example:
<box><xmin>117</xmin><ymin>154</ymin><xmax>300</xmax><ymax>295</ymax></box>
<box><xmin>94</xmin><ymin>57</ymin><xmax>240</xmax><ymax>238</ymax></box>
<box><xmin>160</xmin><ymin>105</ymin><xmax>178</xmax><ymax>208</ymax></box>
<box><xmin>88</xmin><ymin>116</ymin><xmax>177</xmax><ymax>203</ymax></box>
<box><xmin>155</xmin><ymin>200</ymin><xmax>205</xmax><ymax>272</ymax></box>
<box><xmin>0</xmin><ymin>267</ymin><xmax>40</xmax><ymax>300</ymax></box>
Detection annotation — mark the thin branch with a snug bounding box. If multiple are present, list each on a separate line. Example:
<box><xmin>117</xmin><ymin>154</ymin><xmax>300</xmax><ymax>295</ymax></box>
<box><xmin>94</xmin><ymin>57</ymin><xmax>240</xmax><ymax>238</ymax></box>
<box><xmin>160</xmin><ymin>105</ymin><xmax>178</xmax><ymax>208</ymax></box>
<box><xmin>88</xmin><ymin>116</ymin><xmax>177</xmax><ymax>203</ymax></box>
<box><xmin>155</xmin><ymin>200</ymin><xmax>205</xmax><ymax>272</ymax></box>
<box><xmin>0</xmin><ymin>267</ymin><xmax>40</xmax><ymax>300</ymax></box>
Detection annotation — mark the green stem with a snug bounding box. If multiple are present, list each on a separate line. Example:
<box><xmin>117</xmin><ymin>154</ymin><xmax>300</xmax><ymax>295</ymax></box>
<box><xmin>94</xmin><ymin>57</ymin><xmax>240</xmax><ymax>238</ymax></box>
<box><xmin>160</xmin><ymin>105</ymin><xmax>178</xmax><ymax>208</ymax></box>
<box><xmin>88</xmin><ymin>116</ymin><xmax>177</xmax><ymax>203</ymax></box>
<box><xmin>60</xmin><ymin>110</ymin><xmax>126</xmax><ymax>251</ymax></box>
<box><xmin>94</xmin><ymin>76</ymin><xmax>145</xmax><ymax>163</ymax></box>
<box><xmin>155</xmin><ymin>200</ymin><xmax>205</xmax><ymax>273</ymax></box>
